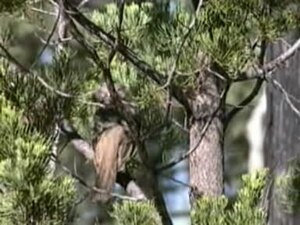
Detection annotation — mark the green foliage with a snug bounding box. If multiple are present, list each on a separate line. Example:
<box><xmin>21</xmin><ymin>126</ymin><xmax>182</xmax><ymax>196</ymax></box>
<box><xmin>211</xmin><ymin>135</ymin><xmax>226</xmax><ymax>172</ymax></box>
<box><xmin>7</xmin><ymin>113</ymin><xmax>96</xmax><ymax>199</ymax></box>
<box><xmin>0</xmin><ymin>0</ymin><xmax>27</xmax><ymax>12</ymax></box>
<box><xmin>108</xmin><ymin>170</ymin><xmax>268</xmax><ymax>225</ymax></box>
<box><xmin>86</xmin><ymin>1</ymin><xmax>298</xmax><ymax>162</ymax></box>
<box><xmin>0</xmin><ymin>50</ymin><xmax>97</xmax><ymax>134</ymax></box>
<box><xmin>275</xmin><ymin>158</ymin><xmax>300</xmax><ymax>214</ymax></box>
<box><xmin>91</xmin><ymin>1</ymin><xmax>298</xmax><ymax>83</ymax></box>
<box><xmin>111</xmin><ymin>200</ymin><xmax>162</xmax><ymax>225</ymax></box>
<box><xmin>196</xmin><ymin>0</ymin><xmax>299</xmax><ymax>76</ymax></box>
<box><xmin>0</xmin><ymin>95</ymin><xmax>76</xmax><ymax>225</ymax></box>
<box><xmin>89</xmin><ymin>1</ymin><xmax>299</xmax><ymax>111</ymax></box>
<box><xmin>191</xmin><ymin>170</ymin><xmax>268</xmax><ymax>225</ymax></box>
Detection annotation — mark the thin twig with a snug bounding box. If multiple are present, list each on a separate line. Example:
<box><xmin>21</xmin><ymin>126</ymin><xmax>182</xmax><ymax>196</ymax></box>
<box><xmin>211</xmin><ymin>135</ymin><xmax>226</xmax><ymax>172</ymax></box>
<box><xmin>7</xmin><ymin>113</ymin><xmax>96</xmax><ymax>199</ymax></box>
<box><xmin>104</xmin><ymin>0</ymin><xmax>126</xmax><ymax>107</ymax></box>
<box><xmin>269</xmin><ymin>77</ymin><xmax>300</xmax><ymax>118</ymax></box>
<box><xmin>156</xmin><ymin>87</ymin><xmax>228</xmax><ymax>172</ymax></box>
<box><xmin>160</xmin><ymin>172</ymin><xmax>192</xmax><ymax>188</ymax></box>
<box><xmin>195</xmin><ymin>0</ymin><xmax>204</xmax><ymax>14</ymax></box>
<box><xmin>161</xmin><ymin>0</ymin><xmax>205</xmax><ymax>90</ymax></box>
<box><xmin>30</xmin><ymin>7</ymin><xmax>56</xmax><ymax>16</ymax></box>
<box><xmin>171</xmin><ymin>118</ymin><xmax>189</xmax><ymax>133</ymax></box>
<box><xmin>30</xmin><ymin>6</ymin><xmax>61</xmax><ymax>69</ymax></box>
<box><xmin>34</xmin><ymin>33</ymin><xmax>72</xmax><ymax>47</ymax></box>
<box><xmin>159</xmin><ymin>15</ymin><xmax>196</xmax><ymax>125</ymax></box>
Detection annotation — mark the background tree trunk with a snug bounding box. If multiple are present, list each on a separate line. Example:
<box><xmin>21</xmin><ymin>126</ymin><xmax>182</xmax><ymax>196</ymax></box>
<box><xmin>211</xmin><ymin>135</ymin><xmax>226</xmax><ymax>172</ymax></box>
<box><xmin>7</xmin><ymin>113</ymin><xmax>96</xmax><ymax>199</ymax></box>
<box><xmin>264</xmin><ymin>30</ymin><xmax>300</xmax><ymax>225</ymax></box>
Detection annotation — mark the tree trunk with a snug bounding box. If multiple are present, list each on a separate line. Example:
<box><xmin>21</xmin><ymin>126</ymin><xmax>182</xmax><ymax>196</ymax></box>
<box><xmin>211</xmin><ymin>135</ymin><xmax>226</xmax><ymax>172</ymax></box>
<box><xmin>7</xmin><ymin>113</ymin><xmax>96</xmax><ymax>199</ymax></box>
<box><xmin>189</xmin><ymin>64</ymin><xmax>225</xmax><ymax>201</ymax></box>
<box><xmin>264</xmin><ymin>30</ymin><xmax>300</xmax><ymax>225</ymax></box>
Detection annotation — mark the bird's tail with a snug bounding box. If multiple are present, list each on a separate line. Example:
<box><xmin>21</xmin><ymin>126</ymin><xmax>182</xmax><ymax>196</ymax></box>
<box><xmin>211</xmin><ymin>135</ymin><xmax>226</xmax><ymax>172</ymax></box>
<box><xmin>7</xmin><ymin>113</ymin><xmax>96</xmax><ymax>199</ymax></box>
<box><xmin>92</xmin><ymin>125</ymin><xmax>130</xmax><ymax>203</ymax></box>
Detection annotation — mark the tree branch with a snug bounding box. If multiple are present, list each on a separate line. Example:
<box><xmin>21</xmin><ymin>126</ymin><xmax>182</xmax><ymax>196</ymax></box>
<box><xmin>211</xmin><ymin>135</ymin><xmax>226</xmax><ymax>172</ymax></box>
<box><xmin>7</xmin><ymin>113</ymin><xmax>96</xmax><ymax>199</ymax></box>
<box><xmin>63</xmin><ymin>0</ymin><xmax>191</xmax><ymax>113</ymax></box>
<box><xmin>236</xmin><ymin>38</ymin><xmax>300</xmax><ymax>81</ymax></box>
<box><xmin>269</xmin><ymin>77</ymin><xmax>300</xmax><ymax>118</ymax></box>
<box><xmin>225</xmin><ymin>39</ymin><xmax>267</xmax><ymax>128</ymax></box>
<box><xmin>225</xmin><ymin>78</ymin><xmax>263</xmax><ymax>129</ymax></box>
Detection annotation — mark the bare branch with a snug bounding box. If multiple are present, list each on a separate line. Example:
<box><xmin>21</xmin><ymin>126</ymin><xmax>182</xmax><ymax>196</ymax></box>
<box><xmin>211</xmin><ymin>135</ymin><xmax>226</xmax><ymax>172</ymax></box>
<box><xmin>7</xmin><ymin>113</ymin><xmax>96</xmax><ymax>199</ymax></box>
<box><xmin>264</xmin><ymin>38</ymin><xmax>300</xmax><ymax>74</ymax></box>
<box><xmin>195</xmin><ymin>0</ymin><xmax>204</xmax><ymax>14</ymax></box>
<box><xmin>171</xmin><ymin>118</ymin><xmax>189</xmax><ymax>133</ymax></box>
<box><xmin>30</xmin><ymin>7</ymin><xmax>56</xmax><ymax>16</ymax></box>
<box><xmin>236</xmin><ymin>38</ymin><xmax>300</xmax><ymax>81</ymax></box>
<box><xmin>31</xmin><ymin>5</ymin><xmax>61</xmax><ymax>69</ymax></box>
<box><xmin>269</xmin><ymin>77</ymin><xmax>300</xmax><ymax>118</ymax></box>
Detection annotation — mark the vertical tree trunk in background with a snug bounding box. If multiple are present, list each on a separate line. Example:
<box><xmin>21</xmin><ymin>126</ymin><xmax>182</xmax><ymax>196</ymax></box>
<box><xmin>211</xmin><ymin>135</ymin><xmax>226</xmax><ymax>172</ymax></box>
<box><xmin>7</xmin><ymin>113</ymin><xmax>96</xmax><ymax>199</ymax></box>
<box><xmin>264</xmin><ymin>30</ymin><xmax>300</xmax><ymax>225</ymax></box>
<box><xmin>189</xmin><ymin>66</ymin><xmax>225</xmax><ymax>200</ymax></box>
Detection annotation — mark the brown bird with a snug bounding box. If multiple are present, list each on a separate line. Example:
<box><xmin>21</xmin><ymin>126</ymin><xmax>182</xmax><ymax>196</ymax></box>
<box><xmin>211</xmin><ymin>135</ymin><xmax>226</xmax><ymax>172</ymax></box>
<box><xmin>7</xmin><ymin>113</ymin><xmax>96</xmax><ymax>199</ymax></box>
<box><xmin>91</xmin><ymin>84</ymin><xmax>136</xmax><ymax>203</ymax></box>
<box><xmin>92</xmin><ymin>123</ymin><xmax>134</xmax><ymax>203</ymax></box>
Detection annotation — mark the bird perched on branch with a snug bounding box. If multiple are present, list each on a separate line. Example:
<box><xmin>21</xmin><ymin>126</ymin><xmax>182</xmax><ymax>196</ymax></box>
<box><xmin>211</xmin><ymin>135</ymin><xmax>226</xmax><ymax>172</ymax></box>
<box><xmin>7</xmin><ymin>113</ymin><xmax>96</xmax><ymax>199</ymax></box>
<box><xmin>91</xmin><ymin>83</ymin><xmax>136</xmax><ymax>203</ymax></box>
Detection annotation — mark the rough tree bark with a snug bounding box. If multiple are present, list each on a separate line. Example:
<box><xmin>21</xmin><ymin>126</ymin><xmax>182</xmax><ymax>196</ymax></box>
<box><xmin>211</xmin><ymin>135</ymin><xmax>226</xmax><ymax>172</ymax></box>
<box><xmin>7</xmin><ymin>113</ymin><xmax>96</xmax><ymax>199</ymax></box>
<box><xmin>189</xmin><ymin>62</ymin><xmax>225</xmax><ymax>201</ymax></box>
<box><xmin>264</xmin><ymin>30</ymin><xmax>300</xmax><ymax>225</ymax></box>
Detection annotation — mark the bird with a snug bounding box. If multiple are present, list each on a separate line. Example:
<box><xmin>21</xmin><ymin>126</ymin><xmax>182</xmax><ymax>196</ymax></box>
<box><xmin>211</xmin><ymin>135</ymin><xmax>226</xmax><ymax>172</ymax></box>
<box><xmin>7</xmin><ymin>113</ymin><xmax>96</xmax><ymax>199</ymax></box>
<box><xmin>91</xmin><ymin>84</ymin><xmax>136</xmax><ymax>203</ymax></box>
<box><xmin>92</xmin><ymin>123</ymin><xmax>134</xmax><ymax>202</ymax></box>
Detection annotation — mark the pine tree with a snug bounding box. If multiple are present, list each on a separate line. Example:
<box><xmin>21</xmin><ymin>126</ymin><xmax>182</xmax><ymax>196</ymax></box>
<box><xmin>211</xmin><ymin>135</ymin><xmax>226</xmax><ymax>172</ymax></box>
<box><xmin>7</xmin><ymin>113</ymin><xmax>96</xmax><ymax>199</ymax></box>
<box><xmin>0</xmin><ymin>0</ymin><xmax>299</xmax><ymax>224</ymax></box>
